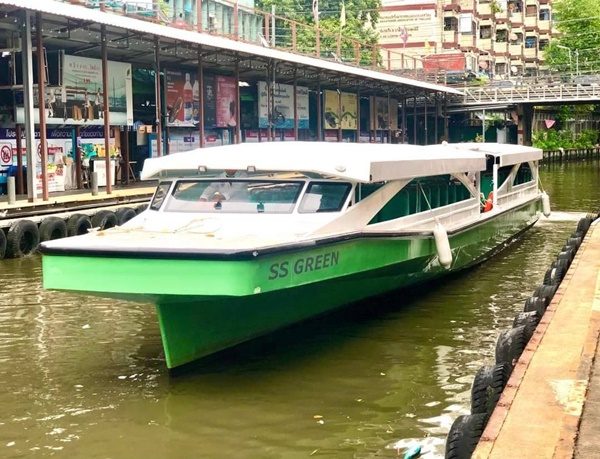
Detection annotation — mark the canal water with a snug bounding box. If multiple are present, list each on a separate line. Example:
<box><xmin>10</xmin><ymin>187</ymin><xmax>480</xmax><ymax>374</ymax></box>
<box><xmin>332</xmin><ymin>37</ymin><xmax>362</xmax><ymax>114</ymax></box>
<box><xmin>1</xmin><ymin>161</ymin><xmax>597</xmax><ymax>459</ymax></box>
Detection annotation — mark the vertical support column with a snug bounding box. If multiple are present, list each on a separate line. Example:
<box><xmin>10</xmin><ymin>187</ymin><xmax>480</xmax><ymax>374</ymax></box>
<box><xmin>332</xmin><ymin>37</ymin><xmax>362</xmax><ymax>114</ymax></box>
<box><xmin>434</xmin><ymin>93</ymin><xmax>438</xmax><ymax>143</ymax></box>
<box><xmin>387</xmin><ymin>90</ymin><xmax>391</xmax><ymax>144</ymax></box>
<box><xmin>356</xmin><ymin>89</ymin><xmax>360</xmax><ymax>143</ymax></box>
<box><xmin>75</xmin><ymin>125</ymin><xmax>82</xmax><ymax>189</ymax></box>
<box><xmin>197</xmin><ymin>0</ymin><xmax>203</xmax><ymax>32</ymax></box>
<box><xmin>401</xmin><ymin>97</ymin><xmax>407</xmax><ymax>144</ymax></box>
<box><xmin>412</xmin><ymin>93</ymin><xmax>417</xmax><ymax>145</ymax></box>
<box><xmin>124</xmin><ymin>126</ymin><xmax>130</xmax><ymax>185</ymax></box>
<box><xmin>517</xmin><ymin>104</ymin><xmax>533</xmax><ymax>146</ymax></box>
<box><xmin>154</xmin><ymin>36</ymin><xmax>163</xmax><ymax>156</ymax></box>
<box><xmin>316</xmin><ymin>77</ymin><xmax>322</xmax><ymax>141</ymax></box>
<box><xmin>235</xmin><ymin>58</ymin><xmax>241</xmax><ymax>143</ymax></box>
<box><xmin>21</xmin><ymin>11</ymin><xmax>37</xmax><ymax>202</ymax></box>
<box><xmin>293</xmin><ymin>67</ymin><xmax>298</xmax><ymax>140</ymax></box>
<box><xmin>337</xmin><ymin>81</ymin><xmax>342</xmax><ymax>142</ymax></box>
<box><xmin>266</xmin><ymin>62</ymin><xmax>272</xmax><ymax>142</ymax></box>
<box><xmin>198</xmin><ymin>49</ymin><xmax>205</xmax><ymax>148</ymax></box>
<box><xmin>36</xmin><ymin>13</ymin><xmax>48</xmax><ymax>201</ymax></box>
<box><xmin>16</xmin><ymin>124</ymin><xmax>24</xmax><ymax>195</ymax></box>
<box><xmin>101</xmin><ymin>24</ymin><xmax>112</xmax><ymax>194</ymax></box>
<box><xmin>423</xmin><ymin>92</ymin><xmax>428</xmax><ymax>145</ymax></box>
<box><xmin>443</xmin><ymin>93</ymin><xmax>449</xmax><ymax>141</ymax></box>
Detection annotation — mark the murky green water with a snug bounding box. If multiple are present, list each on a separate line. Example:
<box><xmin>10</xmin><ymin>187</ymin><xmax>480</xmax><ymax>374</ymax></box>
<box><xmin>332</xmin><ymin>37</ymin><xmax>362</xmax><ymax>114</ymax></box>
<box><xmin>0</xmin><ymin>161</ymin><xmax>596</xmax><ymax>459</ymax></box>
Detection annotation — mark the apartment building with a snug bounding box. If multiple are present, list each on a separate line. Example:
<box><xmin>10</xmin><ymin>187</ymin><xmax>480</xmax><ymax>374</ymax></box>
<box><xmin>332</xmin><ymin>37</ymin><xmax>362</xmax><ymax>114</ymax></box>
<box><xmin>377</xmin><ymin>0</ymin><xmax>554</xmax><ymax>78</ymax></box>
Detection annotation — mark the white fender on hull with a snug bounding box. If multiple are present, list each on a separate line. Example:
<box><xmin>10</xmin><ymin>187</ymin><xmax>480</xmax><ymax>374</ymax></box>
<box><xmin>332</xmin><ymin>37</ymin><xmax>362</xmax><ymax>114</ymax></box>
<box><xmin>541</xmin><ymin>192</ymin><xmax>551</xmax><ymax>217</ymax></box>
<box><xmin>434</xmin><ymin>223</ymin><xmax>452</xmax><ymax>269</ymax></box>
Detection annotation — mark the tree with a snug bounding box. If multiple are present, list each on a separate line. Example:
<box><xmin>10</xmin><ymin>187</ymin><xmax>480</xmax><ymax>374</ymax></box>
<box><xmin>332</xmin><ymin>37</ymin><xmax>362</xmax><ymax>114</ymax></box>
<box><xmin>543</xmin><ymin>0</ymin><xmax>600</xmax><ymax>74</ymax></box>
<box><xmin>256</xmin><ymin>0</ymin><xmax>381</xmax><ymax>63</ymax></box>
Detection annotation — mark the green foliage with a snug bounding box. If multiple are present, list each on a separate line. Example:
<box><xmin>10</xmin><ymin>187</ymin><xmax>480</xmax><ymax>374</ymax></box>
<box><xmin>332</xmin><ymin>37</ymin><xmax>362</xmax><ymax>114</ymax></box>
<box><xmin>532</xmin><ymin>129</ymin><xmax>599</xmax><ymax>150</ymax></box>
<box><xmin>257</xmin><ymin>0</ymin><xmax>382</xmax><ymax>61</ymax></box>
<box><xmin>543</xmin><ymin>0</ymin><xmax>600</xmax><ymax>73</ymax></box>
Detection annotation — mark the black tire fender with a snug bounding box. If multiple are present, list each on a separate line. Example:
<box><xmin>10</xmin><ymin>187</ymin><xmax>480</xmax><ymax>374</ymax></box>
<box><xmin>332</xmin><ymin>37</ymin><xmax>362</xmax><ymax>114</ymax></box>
<box><xmin>533</xmin><ymin>284</ymin><xmax>558</xmax><ymax>306</ymax></box>
<box><xmin>67</xmin><ymin>214</ymin><xmax>92</xmax><ymax>237</ymax></box>
<box><xmin>445</xmin><ymin>413</ymin><xmax>488</xmax><ymax>459</ymax></box>
<box><xmin>551</xmin><ymin>258</ymin><xmax>570</xmax><ymax>272</ymax></box>
<box><xmin>543</xmin><ymin>266</ymin><xmax>565</xmax><ymax>286</ymax></box>
<box><xmin>566</xmin><ymin>236</ymin><xmax>582</xmax><ymax>249</ymax></box>
<box><xmin>470</xmin><ymin>363</ymin><xmax>512</xmax><ymax>417</ymax></box>
<box><xmin>556</xmin><ymin>250</ymin><xmax>574</xmax><ymax>267</ymax></box>
<box><xmin>39</xmin><ymin>217</ymin><xmax>68</xmax><ymax>242</ymax></box>
<box><xmin>495</xmin><ymin>326</ymin><xmax>528</xmax><ymax>368</ymax></box>
<box><xmin>523</xmin><ymin>296</ymin><xmax>547</xmax><ymax>316</ymax></box>
<box><xmin>91</xmin><ymin>210</ymin><xmax>118</xmax><ymax>230</ymax></box>
<box><xmin>6</xmin><ymin>219</ymin><xmax>40</xmax><ymax>258</ymax></box>
<box><xmin>115</xmin><ymin>207</ymin><xmax>137</xmax><ymax>225</ymax></box>
<box><xmin>0</xmin><ymin>229</ymin><xmax>6</xmax><ymax>259</ymax></box>
<box><xmin>513</xmin><ymin>310</ymin><xmax>541</xmax><ymax>329</ymax></box>
<box><xmin>577</xmin><ymin>217</ymin><xmax>592</xmax><ymax>235</ymax></box>
<box><xmin>135</xmin><ymin>204</ymin><xmax>148</xmax><ymax>215</ymax></box>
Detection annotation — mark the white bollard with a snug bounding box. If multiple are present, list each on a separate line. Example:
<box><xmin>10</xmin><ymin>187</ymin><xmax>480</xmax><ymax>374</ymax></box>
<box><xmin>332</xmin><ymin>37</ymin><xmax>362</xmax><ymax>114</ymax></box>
<box><xmin>91</xmin><ymin>172</ymin><xmax>99</xmax><ymax>196</ymax></box>
<box><xmin>7</xmin><ymin>176</ymin><xmax>16</xmax><ymax>204</ymax></box>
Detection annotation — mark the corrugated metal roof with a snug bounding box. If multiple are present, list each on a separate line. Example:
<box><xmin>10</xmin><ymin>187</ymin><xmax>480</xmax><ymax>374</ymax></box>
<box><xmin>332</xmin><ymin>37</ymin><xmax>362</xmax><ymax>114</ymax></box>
<box><xmin>3</xmin><ymin>0</ymin><xmax>463</xmax><ymax>95</ymax></box>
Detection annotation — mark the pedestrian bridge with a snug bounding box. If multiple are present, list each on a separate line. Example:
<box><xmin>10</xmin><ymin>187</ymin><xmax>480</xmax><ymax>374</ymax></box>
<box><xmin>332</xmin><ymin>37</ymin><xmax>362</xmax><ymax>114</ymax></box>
<box><xmin>447</xmin><ymin>81</ymin><xmax>600</xmax><ymax>108</ymax></box>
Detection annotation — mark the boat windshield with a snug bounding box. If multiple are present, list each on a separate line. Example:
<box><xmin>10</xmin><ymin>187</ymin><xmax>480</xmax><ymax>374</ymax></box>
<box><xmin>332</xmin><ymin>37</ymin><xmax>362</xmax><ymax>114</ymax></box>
<box><xmin>163</xmin><ymin>179</ymin><xmax>305</xmax><ymax>213</ymax></box>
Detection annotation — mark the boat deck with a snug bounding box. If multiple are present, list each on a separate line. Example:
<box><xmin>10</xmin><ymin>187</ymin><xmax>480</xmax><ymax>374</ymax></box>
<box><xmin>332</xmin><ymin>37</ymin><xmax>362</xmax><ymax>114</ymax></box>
<box><xmin>473</xmin><ymin>220</ymin><xmax>600</xmax><ymax>458</ymax></box>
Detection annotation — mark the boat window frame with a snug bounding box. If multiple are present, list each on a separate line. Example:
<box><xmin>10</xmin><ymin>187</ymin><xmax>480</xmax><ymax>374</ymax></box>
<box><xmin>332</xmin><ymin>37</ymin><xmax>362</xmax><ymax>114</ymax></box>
<box><xmin>298</xmin><ymin>181</ymin><xmax>353</xmax><ymax>213</ymax></box>
<box><xmin>149</xmin><ymin>181</ymin><xmax>173</xmax><ymax>211</ymax></box>
<box><xmin>163</xmin><ymin>178</ymin><xmax>308</xmax><ymax>214</ymax></box>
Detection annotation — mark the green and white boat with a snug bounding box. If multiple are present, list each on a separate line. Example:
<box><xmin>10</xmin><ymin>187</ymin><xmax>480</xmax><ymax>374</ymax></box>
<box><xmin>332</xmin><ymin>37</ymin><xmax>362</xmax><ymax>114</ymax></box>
<box><xmin>40</xmin><ymin>141</ymin><xmax>549</xmax><ymax>369</ymax></box>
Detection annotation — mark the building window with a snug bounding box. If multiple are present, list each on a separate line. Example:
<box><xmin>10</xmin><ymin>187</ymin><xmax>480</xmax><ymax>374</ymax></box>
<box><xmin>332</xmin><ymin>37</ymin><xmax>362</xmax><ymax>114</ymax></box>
<box><xmin>496</xmin><ymin>29</ymin><xmax>508</xmax><ymax>42</ymax></box>
<box><xmin>539</xmin><ymin>8</ymin><xmax>550</xmax><ymax>20</ymax></box>
<box><xmin>526</xmin><ymin>5</ymin><xmax>537</xmax><ymax>17</ymax></box>
<box><xmin>444</xmin><ymin>17</ymin><xmax>458</xmax><ymax>31</ymax></box>
<box><xmin>525</xmin><ymin>36</ymin><xmax>537</xmax><ymax>48</ymax></box>
<box><xmin>510</xmin><ymin>32</ymin><xmax>523</xmax><ymax>44</ymax></box>
<box><xmin>539</xmin><ymin>39</ymin><xmax>549</xmax><ymax>50</ymax></box>
<box><xmin>480</xmin><ymin>25</ymin><xmax>492</xmax><ymax>39</ymax></box>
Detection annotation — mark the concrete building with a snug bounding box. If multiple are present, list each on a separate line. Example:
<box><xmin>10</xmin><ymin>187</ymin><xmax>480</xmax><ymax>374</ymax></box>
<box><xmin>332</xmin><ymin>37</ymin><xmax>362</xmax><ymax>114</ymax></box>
<box><xmin>376</xmin><ymin>0</ymin><xmax>555</xmax><ymax>79</ymax></box>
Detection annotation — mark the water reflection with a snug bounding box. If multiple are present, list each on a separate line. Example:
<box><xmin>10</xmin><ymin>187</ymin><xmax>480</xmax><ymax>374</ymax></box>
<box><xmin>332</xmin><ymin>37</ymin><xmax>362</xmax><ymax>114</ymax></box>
<box><xmin>0</xmin><ymin>162</ymin><xmax>596</xmax><ymax>458</ymax></box>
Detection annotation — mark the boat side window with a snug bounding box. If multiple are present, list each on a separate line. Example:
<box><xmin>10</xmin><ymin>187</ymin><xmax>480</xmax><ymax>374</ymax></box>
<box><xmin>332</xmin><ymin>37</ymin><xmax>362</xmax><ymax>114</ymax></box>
<box><xmin>299</xmin><ymin>182</ymin><xmax>352</xmax><ymax>213</ymax></box>
<box><xmin>149</xmin><ymin>181</ymin><xmax>172</xmax><ymax>211</ymax></box>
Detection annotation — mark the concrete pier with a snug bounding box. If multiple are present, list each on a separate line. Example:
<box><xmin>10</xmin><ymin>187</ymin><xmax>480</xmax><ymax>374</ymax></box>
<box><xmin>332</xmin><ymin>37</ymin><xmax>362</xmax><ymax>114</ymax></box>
<box><xmin>473</xmin><ymin>220</ymin><xmax>600</xmax><ymax>458</ymax></box>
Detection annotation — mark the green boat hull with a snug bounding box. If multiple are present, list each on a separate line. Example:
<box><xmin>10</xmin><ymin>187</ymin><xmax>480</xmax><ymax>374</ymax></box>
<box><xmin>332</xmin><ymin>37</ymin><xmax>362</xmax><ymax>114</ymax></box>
<box><xmin>42</xmin><ymin>200</ymin><xmax>540</xmax><ymax>368</ymax></box>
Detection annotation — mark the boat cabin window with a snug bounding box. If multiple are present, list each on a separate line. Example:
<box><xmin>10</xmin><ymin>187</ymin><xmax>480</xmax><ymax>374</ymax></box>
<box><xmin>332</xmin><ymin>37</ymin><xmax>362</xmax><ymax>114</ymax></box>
<box><xmin>150</xmin><ymin>181</ymin><xmax>172</xmax><ymax>211</ymax></box>
<box><xmin>163</xmin><ymin>179</ymin><xmax>304</xmax><ymax>213</ymax></box>
<box><xmin>298</xmin><ymin>182</ymin><xmax>352</xmax><ymax>213</ymax></box>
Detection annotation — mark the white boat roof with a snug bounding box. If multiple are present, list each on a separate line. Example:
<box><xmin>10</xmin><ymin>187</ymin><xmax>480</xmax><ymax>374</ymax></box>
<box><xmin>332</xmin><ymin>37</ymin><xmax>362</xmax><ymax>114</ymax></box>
<box><xmin>141</xmin><ymin>142</ymin><xmax>488</xmax><ymax>183</ymax></box>
<box><xmin>452</xmin><ymin>142</ymin><xmax>543</xmax><ymax>167</ymax></box>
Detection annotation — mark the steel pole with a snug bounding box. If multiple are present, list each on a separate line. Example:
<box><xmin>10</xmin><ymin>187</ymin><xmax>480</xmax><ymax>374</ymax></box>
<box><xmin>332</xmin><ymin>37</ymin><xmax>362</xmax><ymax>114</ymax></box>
<box><xmin>101</xmin><ymin>25</ymin><xmax>112</xmax><ymax>194</ymax></box>
<box><xmin>21</xmin><ymin>10</ymin><xmax>37</xmax><ymax>202</ymax></box>
<box><xmin>36</xmin><ymin>13</ymin><xmax>49</xmax><ymax>201</ymax></box>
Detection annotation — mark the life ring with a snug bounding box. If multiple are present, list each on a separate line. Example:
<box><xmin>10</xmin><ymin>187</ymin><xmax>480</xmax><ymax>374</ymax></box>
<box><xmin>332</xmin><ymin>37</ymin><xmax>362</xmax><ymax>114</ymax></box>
<box><xmin>39</xmin><ymin>216</ymin><xmax>68</xmax><ymax>241</ymax></box>
<box><xmin>115</xmin><ymin>207</ymin><xmax>137</xmax><ymax>225</ymax></box>
<box><xmin>445</xmin><ymin>413</ymin><xmax>488</xmax><ymax>459</ymax></box>
<box><xmin>6</xmin><ymin>219</ymin><xmax>40</xmax><ymax>258</ymax></box>
<box><xmin>483</xmin><ymin>192</ymin><xmax>494</xmax><ymax>212</ymax></box>
<box><xmin>67</xmin><ymin>214</ymin><xmax>92</xmax><ymax>237</ymax></box>
<box><xmin>0</xmin><ymin>228</ymin><xmax>6</xmax><ymax>259</ymax></box>
<box><xmin>91</xmin><ymin>210</ymin><xmax>118</xmax><ymax>230</ymax></box>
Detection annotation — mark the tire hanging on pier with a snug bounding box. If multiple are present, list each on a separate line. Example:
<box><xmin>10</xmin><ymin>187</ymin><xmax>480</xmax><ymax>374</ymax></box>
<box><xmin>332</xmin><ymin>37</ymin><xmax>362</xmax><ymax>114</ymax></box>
<box><xmin>434</xmin><ymin>223</ymin><xmax>452</xmax><ymax>269</ymax></box>
<box><xmin>523</xmin><ymin>296</ymin><xmax>547</xmax><ymax>317</ymax></box>
<box><xmin>6</xmin><ymin>219</ymin><xmax>40</xmax><ymax>258</ymax></box>
<box><xmin>576</xmin><ymin>216</ymin><xmax>592</xmax><ymax>236</ymax></box>
<box><xmin>67</xmin><ymin>214</ymin><xmax>92</xmax><ymax>237</ymax></box>
<box><xmin>533</xmin><ymin>284</ymin><xmax>558</xmax><ymax>307</ymax></box>
<box><xmin>91</xmin><ymin>210</ymin><xmax>118</xmax><ymax>230</ymax></box>
<box><xmin>0</xmin><ymin>229</ymin><xmax>6</xmax><ymax>260</ymax></box>
<box><xmin>445</xmin><ymin>413</ymin><xmax>488</xmax><ymax>459</ymax></box>
<box><xmin>543</xmin><ymin>265</ymin><xmax>565</xmax><ymax>286</ymax></box>
<box><xmin>115</xmin><ymin>207</ymin><xmax>137</xmax><ymax>226</ymax></box>
<box><xmin>470</xmin><ymin>362</ymin><xmax>512</xmax><ymax>417</ymax></box>
<box><xmin>39</xmin><ymin>217</ymin><xmax>68</xmax><ymax>242</ymax></box>
<box><xmin>495</xmin><ymin>325</ymin><xmax>528</xmax><ymax>368</ymax></box>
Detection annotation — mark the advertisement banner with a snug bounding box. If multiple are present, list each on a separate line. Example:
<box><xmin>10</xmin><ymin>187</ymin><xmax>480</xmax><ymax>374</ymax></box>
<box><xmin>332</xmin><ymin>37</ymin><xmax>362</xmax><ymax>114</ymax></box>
<box><xmin>324</xmin><ymin>90</ymin><xmax>357</xmax><ymax>130</ymax></box>
<box><xmin>257</xmin><ymin>82</ymin><xmax>309</xmax><ymax>129</ymax></box>
<box><xmin>16</xmin><ymin>55</ymin><xmax>133</xmax><ymax>126</ymax></box>
<box><xmin>166</xmin><ymin>69</ymin><xmax>199</xmax><ymax>127</ymax></box>
<box><xmin>215</xmin><ymin>76</ymin><xmax>237</xmax><ymax>128</ymax></box>
<box><xmin>204</xmin><ymin>74</ymin><xmax>216</xmax><ymax>128</ymax></box>
<box><xmin>370</xmin><ymin>96</ymin><xmax>390</xmax><ymax>130</ymax></box>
